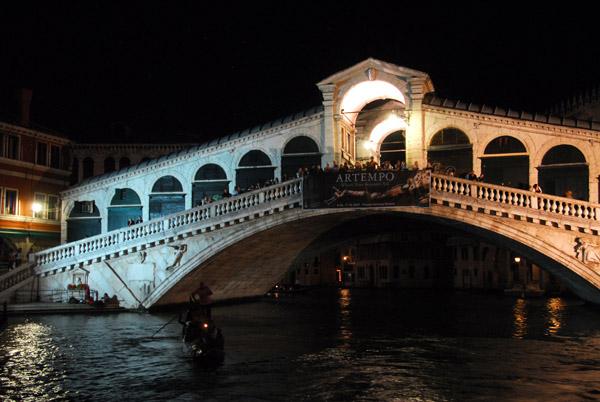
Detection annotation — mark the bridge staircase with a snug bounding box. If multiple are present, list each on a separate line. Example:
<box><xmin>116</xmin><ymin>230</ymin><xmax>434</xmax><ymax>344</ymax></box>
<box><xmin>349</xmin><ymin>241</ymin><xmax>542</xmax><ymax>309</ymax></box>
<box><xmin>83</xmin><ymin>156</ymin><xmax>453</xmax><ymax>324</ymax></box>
<box><xmin>0</xmin><ymin>261</ymin><xmax>37</xmax><ymax>303</ymax></box>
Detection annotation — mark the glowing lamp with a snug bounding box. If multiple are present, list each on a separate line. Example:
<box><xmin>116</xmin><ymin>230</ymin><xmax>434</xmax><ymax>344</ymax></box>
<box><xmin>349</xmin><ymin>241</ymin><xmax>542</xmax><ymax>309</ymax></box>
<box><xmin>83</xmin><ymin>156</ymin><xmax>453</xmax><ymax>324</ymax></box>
<box><xmin>32</xmin><ymin>203</ymin><xmax>42</xmax><ymax>213</ymax></box>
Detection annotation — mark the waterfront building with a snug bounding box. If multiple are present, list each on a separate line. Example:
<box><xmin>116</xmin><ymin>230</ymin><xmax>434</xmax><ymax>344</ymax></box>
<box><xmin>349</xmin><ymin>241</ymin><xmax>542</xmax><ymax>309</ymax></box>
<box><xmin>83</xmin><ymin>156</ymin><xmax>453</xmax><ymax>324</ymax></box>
<box><xmin>0</xmin><ymin>89</ymin><xmax>72</xmax><ymax>266</ymax></box>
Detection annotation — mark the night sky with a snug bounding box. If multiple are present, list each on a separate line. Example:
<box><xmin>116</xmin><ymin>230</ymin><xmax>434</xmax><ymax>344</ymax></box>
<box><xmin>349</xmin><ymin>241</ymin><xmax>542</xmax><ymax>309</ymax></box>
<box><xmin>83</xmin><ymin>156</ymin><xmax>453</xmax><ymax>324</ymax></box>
<box><xmin>1</xmin><ymin>2</ymin><xmax>598</xmax><ymax>144</ymax></box>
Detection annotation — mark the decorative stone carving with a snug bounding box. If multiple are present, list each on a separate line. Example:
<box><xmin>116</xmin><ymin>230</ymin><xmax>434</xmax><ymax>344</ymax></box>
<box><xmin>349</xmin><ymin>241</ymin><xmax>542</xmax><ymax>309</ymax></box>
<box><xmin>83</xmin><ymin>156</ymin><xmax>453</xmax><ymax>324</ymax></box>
<box><xmin>139</xmin><ymin>250</ymin><xmax>147</xmax><ymax>263</ymax></box>
<box><xmin>166</xmin><ymin>244</ymin><xmax>188</xmax><ymax>270</ymax></box>
<box><xmin>575</xmin><ymin>237</ymin><xmax>600</xmax><ymax>264</ymax></box>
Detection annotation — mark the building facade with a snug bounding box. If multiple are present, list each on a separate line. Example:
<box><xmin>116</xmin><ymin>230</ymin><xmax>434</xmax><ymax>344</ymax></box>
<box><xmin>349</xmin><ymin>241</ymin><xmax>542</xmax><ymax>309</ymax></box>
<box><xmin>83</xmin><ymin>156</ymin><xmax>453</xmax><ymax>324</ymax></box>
<box><xmin>0</xmin><ymin>116</ymin><xmax>72</xmax><ymax>266</ymax></box>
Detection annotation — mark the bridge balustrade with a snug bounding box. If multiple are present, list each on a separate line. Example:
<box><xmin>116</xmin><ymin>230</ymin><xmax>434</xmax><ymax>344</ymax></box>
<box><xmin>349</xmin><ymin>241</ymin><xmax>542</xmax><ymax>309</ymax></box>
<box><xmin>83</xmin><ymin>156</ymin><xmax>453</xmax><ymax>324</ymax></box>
<box><xmin>0</xmin><ymin>263</ymin><xmax>35</xmax><ymax>293</ymax></box>
<box><xmin>431</xmin><ymin>175</ymin><xmax>600</xmax><ymax>222</ymax></box>
<box><xmin>33</xmin><ymin>179</ymin><xmax>303</xmax><ymax>272</ymax></box>
<box><xmin>30</xmin><ymin>173</ymin><xmax>600</xmax><ymax>276</ymax></box>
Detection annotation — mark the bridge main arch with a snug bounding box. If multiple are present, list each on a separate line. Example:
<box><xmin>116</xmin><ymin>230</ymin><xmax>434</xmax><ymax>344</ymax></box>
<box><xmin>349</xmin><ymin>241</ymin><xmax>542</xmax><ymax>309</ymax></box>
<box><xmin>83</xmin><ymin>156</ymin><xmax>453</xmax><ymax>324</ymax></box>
<box><xmin>145</xmin><ymin>203</ymin><xmax>600</xmax><ymax>309</ymax></box>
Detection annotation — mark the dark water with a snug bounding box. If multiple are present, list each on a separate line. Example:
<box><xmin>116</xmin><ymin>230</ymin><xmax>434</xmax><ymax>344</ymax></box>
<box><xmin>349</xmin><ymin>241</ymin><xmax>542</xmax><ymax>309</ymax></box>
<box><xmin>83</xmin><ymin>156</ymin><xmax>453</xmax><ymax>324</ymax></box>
<box><xmin>2</xmin><ymin>288</ymin><xmax>600</xmax><ymax>401</ymax></box>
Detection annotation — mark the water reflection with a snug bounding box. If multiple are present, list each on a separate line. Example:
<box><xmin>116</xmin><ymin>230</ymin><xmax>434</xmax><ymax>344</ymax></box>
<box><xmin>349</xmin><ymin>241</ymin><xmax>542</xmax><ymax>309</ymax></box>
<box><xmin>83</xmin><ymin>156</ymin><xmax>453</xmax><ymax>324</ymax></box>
<box><xmin>1</xmin><ymin>321</ymin><xmax>66</xmax><ymax>401</ymax></box>
<box><xmin>512</xmin><ymin>299</ymin><xmax>527</xmax><ymax>339</ymax></box>
<box><xmin>545</xmin><ymin>297</ymin><xmax>565</xmax><ymax>336</ymax></box>
<box><xmin>1</xmin><ymin>292</ymin><xmax>599</xmax><ymax>401</ymax></box>
<box><xmin>337</xmin><ymin>288</ymin><xmax>353</xmax><ymax>343</ymax></box>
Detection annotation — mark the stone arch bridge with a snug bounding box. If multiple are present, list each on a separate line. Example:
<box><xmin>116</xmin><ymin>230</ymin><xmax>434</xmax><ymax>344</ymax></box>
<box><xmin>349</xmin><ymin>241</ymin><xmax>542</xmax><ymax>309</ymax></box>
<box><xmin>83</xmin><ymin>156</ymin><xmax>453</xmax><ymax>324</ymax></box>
<box><xmin>3</xmin><ymin>174</ymin><xmax>600</xmax><ymax>309</ymax></box>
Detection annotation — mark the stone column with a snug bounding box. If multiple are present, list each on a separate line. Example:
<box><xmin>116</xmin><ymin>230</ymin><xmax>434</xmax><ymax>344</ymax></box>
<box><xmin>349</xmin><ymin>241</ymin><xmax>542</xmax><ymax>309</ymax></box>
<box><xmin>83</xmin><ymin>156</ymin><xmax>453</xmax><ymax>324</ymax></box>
<box><xmin>318</xmin><ymin>84</ymin><xmax>337</xmax><ymax>163</ymax></box>
<box><xmin>405</xmin><ymin>78</ymin><xmax>426</xmax><ymax>168</ymax></box>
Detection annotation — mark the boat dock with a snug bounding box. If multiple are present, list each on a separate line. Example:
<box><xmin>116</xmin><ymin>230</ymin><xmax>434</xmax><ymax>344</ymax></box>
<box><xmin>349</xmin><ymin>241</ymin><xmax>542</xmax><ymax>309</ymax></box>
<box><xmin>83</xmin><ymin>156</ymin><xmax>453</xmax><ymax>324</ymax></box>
<box><xmin>4</xmin><ymin>302</ymin><xmax>127</xmax><ymax>315</ymax></box>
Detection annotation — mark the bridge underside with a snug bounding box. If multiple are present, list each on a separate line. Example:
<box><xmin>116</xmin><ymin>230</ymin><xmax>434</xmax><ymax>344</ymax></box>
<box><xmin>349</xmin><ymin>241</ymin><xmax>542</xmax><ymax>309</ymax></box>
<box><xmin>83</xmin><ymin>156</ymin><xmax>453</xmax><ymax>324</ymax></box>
<box><xmin>149</xmin><ymin>206</ymin><xmax>600</xmax><ymax>310</ymax></box>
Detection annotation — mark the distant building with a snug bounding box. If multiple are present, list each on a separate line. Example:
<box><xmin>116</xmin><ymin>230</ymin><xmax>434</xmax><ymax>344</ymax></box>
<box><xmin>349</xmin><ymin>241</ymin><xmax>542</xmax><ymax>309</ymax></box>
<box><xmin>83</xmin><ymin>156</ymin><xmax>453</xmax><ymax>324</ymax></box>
<box><xmin>0</xmin><ymin>89</ymin><xmax>72</xmax><ymax>265</ymax></box>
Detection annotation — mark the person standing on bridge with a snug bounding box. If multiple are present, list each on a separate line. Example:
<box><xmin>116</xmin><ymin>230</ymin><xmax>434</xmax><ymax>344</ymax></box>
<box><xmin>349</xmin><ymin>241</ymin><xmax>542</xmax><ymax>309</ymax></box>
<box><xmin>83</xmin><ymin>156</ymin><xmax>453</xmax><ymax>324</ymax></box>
<box><xmin>192</xmin><ymin>282</ymin><xmax>213</xmax><ymax>318</ymax></box>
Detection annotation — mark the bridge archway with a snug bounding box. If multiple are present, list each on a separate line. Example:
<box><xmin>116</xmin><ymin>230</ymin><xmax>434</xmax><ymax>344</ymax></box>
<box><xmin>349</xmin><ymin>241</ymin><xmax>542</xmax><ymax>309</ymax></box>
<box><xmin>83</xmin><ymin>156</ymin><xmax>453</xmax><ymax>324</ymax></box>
<box><xmin>339</xmin><ymin>80</ymin><xmax>406</xmax><ymax>127</ymax></box>
<box><xmin>66</xmin><ymin>200</ymin><xmax>101</xmax><ymax>242</ymax></box>
<box><xmin>236</xmin><ymin>150</ymin><xmax>275</xmax><ymax>190</ymax></box>
<box><xmin>281</xmin><ymin>136</ymin><xmax>321</xmax><ymax>179</ymax></box>
<box><xmin>427</xmin><ymin>128</ymin><xmax>472</xmax><ymax>176</ymax></box>
<box><xmin>149</xmin><ymin>175</ymin><xmax>185</xmax><ymax>220</ymax></box>
<box><xmin>107</xmin><ymin>188</ymin><xmax>142</xmax><ymax>231</ymax></box>
<box><xmin>481</xmin><ymin>136</ymin><xmax>529</xmax><ymax>189</ymax></box>
<box><xmin>145</xmin><ymin>203</ymin><xmax>600</xmax><ymax>309</ymax></box>
<box><xmin>538</xmin><ymin>145</ymin><xmax>588</xmax><ymax>200</ymax></box>
<box><xmin>379</xmin><ymin>129</ymin><xmax>406</xmax><ymax>167</ymax></box>
<box><xmin>192</xmin><ymin>163</ymin><xmax>229</xmax><ymax>206</ymax></box>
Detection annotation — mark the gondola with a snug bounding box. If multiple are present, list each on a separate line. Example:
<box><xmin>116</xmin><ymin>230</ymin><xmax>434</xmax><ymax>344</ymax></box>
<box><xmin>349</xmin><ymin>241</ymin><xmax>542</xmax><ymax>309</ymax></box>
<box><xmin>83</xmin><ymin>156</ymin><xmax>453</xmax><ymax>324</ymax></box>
<box><xmin>179</xmin><ymin>310</ymin><xmax>224</xmax><ymax>363</ymax></box>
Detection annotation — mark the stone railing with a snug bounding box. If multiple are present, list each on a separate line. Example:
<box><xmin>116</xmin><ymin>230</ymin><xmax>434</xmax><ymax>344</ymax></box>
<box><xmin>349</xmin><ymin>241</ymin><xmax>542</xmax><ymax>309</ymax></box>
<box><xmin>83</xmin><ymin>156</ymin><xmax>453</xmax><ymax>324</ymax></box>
<box><xmin>33</xmin><ymin>179</ymin><xmax>303</xmax><ymax>272</ymax></box>
<box><xmin>0</xmin><ymin>262</ymin><xmax>36</xmax><ymax>298</ymax></box>
<box><xmin>32</xmin><ymin>173</ymin><xmax>600</xmax><ymax>276</ymax></box>
<box><xmin>431</xmin><ymin>174</ymin><xmax>600</xmax><ymax>227</ymax></box>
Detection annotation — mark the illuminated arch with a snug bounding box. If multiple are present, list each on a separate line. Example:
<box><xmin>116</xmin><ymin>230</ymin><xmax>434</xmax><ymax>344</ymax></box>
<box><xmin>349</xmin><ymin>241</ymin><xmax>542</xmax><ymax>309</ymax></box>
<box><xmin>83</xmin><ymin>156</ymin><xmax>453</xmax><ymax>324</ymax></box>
<box><xmin>366</xmin><ymin>116</ymin><xmax>408</xmax><ymax>152</ymax></box>
<box><xmin>340</xmin><ymin>81</ymin><xmax>405</xmax><ymax>127</ymax></box>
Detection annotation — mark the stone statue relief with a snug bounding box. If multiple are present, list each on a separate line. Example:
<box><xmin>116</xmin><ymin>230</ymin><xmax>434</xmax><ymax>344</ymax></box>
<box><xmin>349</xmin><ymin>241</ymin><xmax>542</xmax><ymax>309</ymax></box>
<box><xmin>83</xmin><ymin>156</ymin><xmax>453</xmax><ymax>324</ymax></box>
<box><xmin>575</xmin><ymin>237</ymin><xmax>600</xmax><ymax>265</ymax></box>
<box><xmin>166</xmin><ymin>243</ymin><xmax>188</xmax><ymax>271</ymax></box>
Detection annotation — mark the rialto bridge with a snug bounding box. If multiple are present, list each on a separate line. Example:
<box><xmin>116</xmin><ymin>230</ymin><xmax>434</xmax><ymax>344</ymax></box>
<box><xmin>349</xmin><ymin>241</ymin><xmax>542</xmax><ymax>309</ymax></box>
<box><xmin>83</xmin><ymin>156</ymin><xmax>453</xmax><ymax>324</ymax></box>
<box><xmin>3</xmin><ymin>58</ymin><xmax>600</xmax><ymax>308</ymax></box>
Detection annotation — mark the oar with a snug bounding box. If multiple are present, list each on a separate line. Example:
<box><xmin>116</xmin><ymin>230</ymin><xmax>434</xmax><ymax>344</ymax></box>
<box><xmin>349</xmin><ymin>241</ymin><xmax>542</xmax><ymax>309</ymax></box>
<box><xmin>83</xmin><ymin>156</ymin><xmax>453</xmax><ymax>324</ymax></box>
<box><xmin>150</xmin><ymin>311</ymin><xmax>183</xmax><ymax>338</ymax></box>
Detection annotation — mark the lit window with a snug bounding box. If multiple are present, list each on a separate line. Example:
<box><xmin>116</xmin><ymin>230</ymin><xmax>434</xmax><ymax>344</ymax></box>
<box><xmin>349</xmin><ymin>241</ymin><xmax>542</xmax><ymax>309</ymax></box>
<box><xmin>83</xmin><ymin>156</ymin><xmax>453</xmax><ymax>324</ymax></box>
<box><xmin>34</xmin><ymin>193</ymin><xmax>47</xmax><ymax>218</ymax></box>
<box><xmin>4</xmin><ymin>189</ymin><xmax>17</xmax><ymax>215</ymax></box>
<box><xmin>48</xmin><ymin>195</ymin><xmax>60</xmax><ymax>220</ymax></box>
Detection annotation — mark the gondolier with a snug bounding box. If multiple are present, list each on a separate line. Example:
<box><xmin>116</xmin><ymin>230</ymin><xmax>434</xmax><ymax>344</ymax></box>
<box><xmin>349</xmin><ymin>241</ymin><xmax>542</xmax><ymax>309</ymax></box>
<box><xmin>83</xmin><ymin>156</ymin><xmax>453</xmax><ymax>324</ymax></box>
<box><xmin>191</xmin><ymin>282</ymin><xmax>213</xmax><ymax>318</ymax></box>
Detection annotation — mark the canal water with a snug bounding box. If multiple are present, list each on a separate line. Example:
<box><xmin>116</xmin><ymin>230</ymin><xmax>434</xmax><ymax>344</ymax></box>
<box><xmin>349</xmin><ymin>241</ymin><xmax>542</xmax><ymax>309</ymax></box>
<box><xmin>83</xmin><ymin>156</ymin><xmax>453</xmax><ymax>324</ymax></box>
<box><xmin>1</xmin><ymin>288</ymin><xmax>600</xmax><ymax>401</ymax></box>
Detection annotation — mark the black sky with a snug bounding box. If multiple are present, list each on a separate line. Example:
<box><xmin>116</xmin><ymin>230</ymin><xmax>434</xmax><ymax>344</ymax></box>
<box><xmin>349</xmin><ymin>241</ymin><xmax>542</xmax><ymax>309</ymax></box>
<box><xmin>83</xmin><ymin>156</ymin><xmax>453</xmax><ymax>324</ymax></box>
<box><xmin>1</xmin><ymin>2</ymin><xmax>598</xmax><ymax>144</ymax></box>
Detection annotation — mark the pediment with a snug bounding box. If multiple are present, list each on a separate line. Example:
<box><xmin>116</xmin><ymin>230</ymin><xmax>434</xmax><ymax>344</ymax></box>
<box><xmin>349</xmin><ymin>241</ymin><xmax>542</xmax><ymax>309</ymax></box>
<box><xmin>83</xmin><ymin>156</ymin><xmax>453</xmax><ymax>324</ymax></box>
<box><xmin>316</xmin><ymin>58</ymin><xmax>431</xmax><ymax>88</ymax></box>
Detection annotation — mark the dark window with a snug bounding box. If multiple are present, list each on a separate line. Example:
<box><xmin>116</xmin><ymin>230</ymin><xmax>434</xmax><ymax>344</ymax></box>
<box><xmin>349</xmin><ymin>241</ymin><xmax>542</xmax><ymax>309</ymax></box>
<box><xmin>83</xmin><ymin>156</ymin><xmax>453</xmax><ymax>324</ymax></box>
<box><xmin>50</xmin><ymin>145</ymin><xmax>61</xmax><ymax>168</ymax></box>
<box><xmin>541</xmin><ymin>145</ymin><xmax>586</xmax><ymax>165</ymax></box>
<box><xmin>104</xmin><ymin>157</ymin><xmax>116</xmax><ymax>173</ymax></box>
<box><xmin>429</xmin><ymin>128</ymin><xmax>470</xmax><ymax>147</ymax></box>
<box><xmin>83</xmin><ymin>157</ymin><xmax>94</xmax><ymax>179</ymax></box>
<box><xmin>283</xmin><ymin>136</ymin><xmax>319</xmax><ymax>154</ymax></box>
<box><xmin>37</xmin><ymin>142</ymin><xmax>48</xmax><ymax>165</ymax></box>
<box><xmin>152</xmin><ymin>176</ymin><xmax>183</xmax><ymax>192</ymax></box>
<box><xmin>7</xmin><ymin>135</ymin><xmax>19</xmax><ymax>160</ymax></box>
<box><xmin>484</xmin><ymin>136</ymin><xmax>527</xmax><ymax>154</ymax></box>
<box><xmin>195</xmin><ymin>164</ymin><xmax>227</xmax><ymax>180</ymax></box>
<box><xmin>239</xmin><ymin>150</ymin><xmax>272</xmax><ymax>167</ymax></box>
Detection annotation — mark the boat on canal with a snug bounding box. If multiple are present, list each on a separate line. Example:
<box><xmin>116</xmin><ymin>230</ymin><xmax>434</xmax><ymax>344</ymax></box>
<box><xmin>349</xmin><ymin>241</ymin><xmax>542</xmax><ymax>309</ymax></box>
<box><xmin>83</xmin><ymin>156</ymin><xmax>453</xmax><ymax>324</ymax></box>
<box><xmin>179</xmin><ymin>311</ymin><xmax>224</xmax><ymax>363</ymax></box>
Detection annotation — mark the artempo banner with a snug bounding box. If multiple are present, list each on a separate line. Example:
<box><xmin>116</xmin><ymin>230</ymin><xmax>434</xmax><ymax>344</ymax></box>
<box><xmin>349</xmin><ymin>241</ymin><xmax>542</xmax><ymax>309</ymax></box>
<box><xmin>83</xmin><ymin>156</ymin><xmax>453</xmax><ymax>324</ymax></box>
<box><xmin>302</xmin><ymin>170</ymin><xmax>431</xmax><ymax>209</ymax></box>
